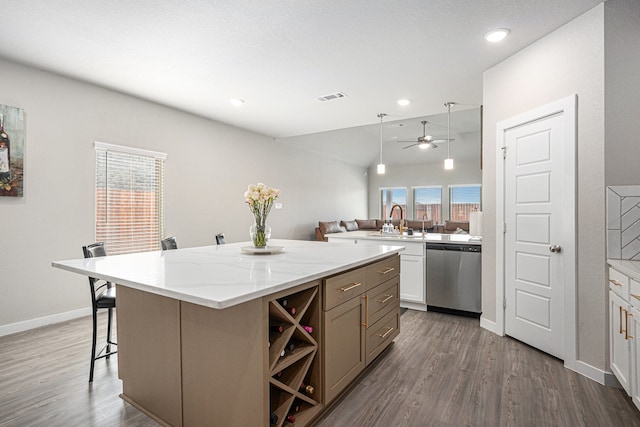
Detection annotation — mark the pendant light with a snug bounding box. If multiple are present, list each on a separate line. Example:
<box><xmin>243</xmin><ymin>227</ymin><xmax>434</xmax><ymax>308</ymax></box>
<box><xmin>444</xmin><ymin>102</ymin><xmax>455</xmax><ymax>170</ymax></box>
<box><xmin>377</xmin><ymin>113</ymin><xmax>387</xmax><ymax>174</ymax></box>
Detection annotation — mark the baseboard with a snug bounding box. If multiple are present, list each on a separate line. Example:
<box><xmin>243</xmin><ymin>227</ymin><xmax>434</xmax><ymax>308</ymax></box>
<box><xmin>569</xmin><ymin>360</ymin><xmax>618</xmax><ymax>387</ymax></box>
<box><xmin>400</xmin><ymin>301</ymin><xmax>427</xmax><ymax>312</ymax></box>
<box><xmin>480</xmin><ymin>315</ymin><xmax>497</xmax><ymax>334</ymax></box>
<box><xmin>0</xmin><ymin>307</ymin><xmax>91</xmax><ymax>337</ymax></box>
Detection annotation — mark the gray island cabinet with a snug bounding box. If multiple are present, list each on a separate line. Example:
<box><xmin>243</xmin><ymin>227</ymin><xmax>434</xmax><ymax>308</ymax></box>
<box><xmin>53</xmin><ymin>239</ymin><xmax>402</xmax><ymax>426</ymax></box>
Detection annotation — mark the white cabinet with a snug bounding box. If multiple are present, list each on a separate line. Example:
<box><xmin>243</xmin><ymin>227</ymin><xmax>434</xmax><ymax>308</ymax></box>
<box><xmin>610</xmin><ymin>289</ymin><xmax>631</xmax><ymax>394</ymax></box>
<box><xmin>631</xmin><ymin>305</ymin><xmax>640</xmax><ymax>408</ymax></box>
<box><xmin>608</xmin><ymin>263</ymin><xmax>640</xmax><ymax>410</ymax></box>
<box><xmin>400</xmin><ymin>254</ymin><xmax>425</xmax><ymax>304</ymax></box>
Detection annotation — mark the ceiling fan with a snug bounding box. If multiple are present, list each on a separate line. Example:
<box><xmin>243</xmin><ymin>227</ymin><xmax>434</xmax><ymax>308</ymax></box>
<box><xmin>399</xmin><ymin>120</ymin><xmax>454</xmax><ymax>150</ymax></box>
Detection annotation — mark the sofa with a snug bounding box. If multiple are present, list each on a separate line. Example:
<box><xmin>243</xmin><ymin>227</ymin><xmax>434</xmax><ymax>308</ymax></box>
<box><xmin>315</xmin><ymin>218</ymin><xmax>438</xmax><ymax>242</ymax></box>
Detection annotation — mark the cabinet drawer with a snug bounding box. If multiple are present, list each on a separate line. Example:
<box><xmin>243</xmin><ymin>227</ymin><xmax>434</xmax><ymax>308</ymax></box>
<box><xmin>610</xmin><ymin>267</ymin><xmax>630</xmax><ymax>300</ymax></box>
<box><xmin>324</xmin><ymin>268</ymin><xmax>366</xmax><ymax>311</ymax></box>
<box><xmin>366</xmin><ymin>256</ymin><xmax>400</xmax><ymax>290</ymax></box>
<box><xmin>631</xmin><ymin>278</ymin><xmax>640</xmax><ymax>306</ymax></box>
<box><xmin>366</xmin><ymin>276</ymin><xmax>399</xmax><ymax>327</ymax></box>
<box><xmin>365</xmin><ymin>307</ymin><xmax>400</xmax><ymax>366</ymax></box>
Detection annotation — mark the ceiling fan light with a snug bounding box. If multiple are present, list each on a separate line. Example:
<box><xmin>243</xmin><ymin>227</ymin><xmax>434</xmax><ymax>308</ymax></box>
<box><xmin>418</xmin><ymin>142</ymin><xmax>429</xmax><ymax>149</ymax></box>
<box><xmin>377</xmin><ymin>163</ymin><xmax>386</xmax><ymax>174</ymax></box>
<box><xmin>444</xmin><ymin>158</ymin><xmax>454</xmax><ymax>170</ymax></box>
<box><xmin>397</xmin><ymin>98</ymin><xmax>411</xmax><ymax>106</ymax></box>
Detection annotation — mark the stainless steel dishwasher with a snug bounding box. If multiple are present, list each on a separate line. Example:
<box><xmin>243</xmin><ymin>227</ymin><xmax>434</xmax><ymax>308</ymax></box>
<box><xmin>426</xmin><ymin>242</ymin><xmax>481</xmax><ymax>316</ymax></box>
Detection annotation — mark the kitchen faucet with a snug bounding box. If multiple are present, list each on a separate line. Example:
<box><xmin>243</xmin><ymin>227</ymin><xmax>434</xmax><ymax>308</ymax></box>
<box><xmin>389</xmin><ymin>204</ymin><xmax>406</xmax><ymax>232</ymax></box>
<box><xmin>422</xmin><ymin>214</ymin><xmax>429</xmax><ymax>236</ymax></box>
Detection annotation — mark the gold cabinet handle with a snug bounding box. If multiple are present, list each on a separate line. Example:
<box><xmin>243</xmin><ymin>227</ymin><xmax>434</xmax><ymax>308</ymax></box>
<box><xmin>377</xmin><ymin>327</ymin><xmax>394</xmax><ymax>339</ymax></box>
<box><xmin>627</xmin><ymin>311</ymin><xmax>634</xmax><ymax>340</ymax></box>
<box><xmin>632</xmin><ymin>294</ymin><xmax>640</xmax><ymax>302</ymax></box>
<box><xmin>361</xmin><ymin>295</ymin><xmax>369</xmax><ymax>327</ymax></box>
<box><xmin>378</xmin><ymin>294</ymin><xmax>394</xmax><ymax>304</ymax></box>
<box><xmin>339</xmin><ymin>282</ymin><xmax>362</xmax><ymax>292</ymax></box>
<box><xmin>610</xmin><ymin>279</ymin><xmax>623</xmax><ymax>287</ymax></box>
<box><xmin>378</xmin><ymin>267</ymin><xmax>395</xmax><ymax>275</ymax></box>
<box><xmin>620</xmin><ymin>305</ymin><xmax>624</xmax><ymax>334</ymax></box>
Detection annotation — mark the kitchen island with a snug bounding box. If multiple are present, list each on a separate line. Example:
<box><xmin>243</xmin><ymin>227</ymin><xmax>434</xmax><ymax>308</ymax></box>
<box><xmin>328</xmin><ymin>231</ymin><xmax>481</xmax><ymax>312</ymax></box>
<box><xmin>52</xmin><ymin>239</ymin><xmax>403</xmax><ymax>426</ymax></box>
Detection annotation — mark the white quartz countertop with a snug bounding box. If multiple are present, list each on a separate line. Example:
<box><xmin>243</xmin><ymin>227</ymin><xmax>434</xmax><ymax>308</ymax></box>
<box><xmin>52</xmin><ymin>239</ymin><xmax>404</xmax><ymax>309</ymax></box>
<box><xmin>327</xmin><ymin>230</ymin><xmax>482</xmax><ymax>245</ymax></box>
<box><xmin>608</xmin><ymin>259</ymin><xmax>640</xmax><ymax>281</ymax></box>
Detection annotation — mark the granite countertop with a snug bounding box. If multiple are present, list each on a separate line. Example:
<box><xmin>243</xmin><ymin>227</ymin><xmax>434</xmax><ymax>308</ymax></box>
<box><xmin>52</xmin><ymin>239</ymin><xmax>404</xmax><ymax>309</ymax></box>
<box><xmin>327</xmin><ymin>230</ymin><xmax>482</xmax><ymax>245</ymax></box>
<box><xmin>608</xmin><ymin>259</ymin><xmax>640</xmax><ymax>281</ymax></box>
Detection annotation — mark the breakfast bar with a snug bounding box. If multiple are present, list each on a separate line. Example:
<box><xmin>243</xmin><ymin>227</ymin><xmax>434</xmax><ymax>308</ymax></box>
<box><xmin>52</xmin><ymin>239</ymin><xmax>403</xmax><ymax>426</ymax></box>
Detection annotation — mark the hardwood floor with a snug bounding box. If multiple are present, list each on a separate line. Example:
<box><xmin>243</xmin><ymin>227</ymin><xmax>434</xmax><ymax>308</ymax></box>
<box><xmin>0</xmin><ymin>310</ymin><xmax>638</xmax><ymax>426</ymax></box>
<box><xmin>316</xmin><ymin>310</ymin><xmax>640</xmax><ymax>427</ymax></box>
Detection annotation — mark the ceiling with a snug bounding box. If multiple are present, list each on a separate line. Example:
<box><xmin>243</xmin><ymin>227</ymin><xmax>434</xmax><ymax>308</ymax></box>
<box><xmin>0</xmin><ymin>1</ymin><xmax>600</xmax><ymax>149</ymax></box>
<box><xmin>279</xmin><ymin>107</ymin><xmax>483</xmax><ymax>167</ymax></box>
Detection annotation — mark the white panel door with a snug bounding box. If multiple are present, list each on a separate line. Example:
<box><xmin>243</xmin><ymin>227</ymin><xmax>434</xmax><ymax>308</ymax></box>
<box><xmin>504</xmin><ymin>112</ymin><xmax>566</xmax><ymax>359</ymax></box>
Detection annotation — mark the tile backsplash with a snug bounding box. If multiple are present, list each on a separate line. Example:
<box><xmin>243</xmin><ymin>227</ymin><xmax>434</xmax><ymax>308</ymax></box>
<box><xmin>607</xmin><ymin>185</ymin><xmax>640</xmax><ymax>260</ymax></box>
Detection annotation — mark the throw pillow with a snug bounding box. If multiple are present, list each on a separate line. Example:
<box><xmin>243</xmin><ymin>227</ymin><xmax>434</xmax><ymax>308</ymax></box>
<box><xmin>341</xmin><ymin>220</ymin><xmax>359</xmax><ymax>231</ymax></box>
<box><xmin>355</xmin><ymin>219</ymin><xmax>377</xmax><ymax>230</ymax></box>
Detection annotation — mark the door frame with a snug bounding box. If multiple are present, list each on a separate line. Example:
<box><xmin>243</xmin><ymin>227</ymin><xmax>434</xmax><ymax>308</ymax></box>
<box><xmin>495</xmin><ymin>95</ymin><xmax>577</xmax><ymax>369</ymax></box>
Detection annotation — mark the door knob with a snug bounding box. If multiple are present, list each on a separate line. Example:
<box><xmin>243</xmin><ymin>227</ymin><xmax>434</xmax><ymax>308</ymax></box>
<box><xmin>549</xmin><ymin>245</ymin><xmax>562</xmax><ymax>253</ymax></box>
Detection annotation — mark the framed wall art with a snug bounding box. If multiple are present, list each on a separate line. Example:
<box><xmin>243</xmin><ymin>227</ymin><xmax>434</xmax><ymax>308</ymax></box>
<box><xmin>0</xmin><ymin>104</ymin><xmax>25</xmax><ymax>197</ymax></box>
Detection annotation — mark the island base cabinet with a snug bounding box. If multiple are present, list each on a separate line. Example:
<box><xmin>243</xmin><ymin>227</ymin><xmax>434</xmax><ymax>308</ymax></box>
<box><xmin>366</xmin><ymin>308</ymin><xmax>400</xmax><ymax>365</ymax></box>
<box><xmin>323</xmin><ymin>295</ymin><xmax>365</xmax><ymax>404</ymax></box>
<box><xmin>181</xmin><ymin>298</ymin><xmax>267</xmax><ymax>427</ymax></box>
<box><xmin>117</xmin><ymin>286</ymin><xmax>183</xmax><ymax>427</ymax></box>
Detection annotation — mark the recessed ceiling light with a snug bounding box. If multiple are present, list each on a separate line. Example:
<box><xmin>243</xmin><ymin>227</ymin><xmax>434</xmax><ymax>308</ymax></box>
<box><xmin>484</xmin><ymin>28</ymin><xmax>510</xmax><ymax>42</ymax></box>
<box><xmin>397</xmin><ymin>98</ymin><xmax>411</xmax><ymax>106</ymax></box>
<box><xmin>229</xmin><ymin>98</ymin><xmax>245</xmax><ymax>107</ymax></box>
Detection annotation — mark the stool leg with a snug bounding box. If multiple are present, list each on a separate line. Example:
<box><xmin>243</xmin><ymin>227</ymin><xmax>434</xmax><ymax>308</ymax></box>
<box><xmin>90</xmin><ymin>309</ymin><xmax>97</xmax><ymax>382</ymax></box>
<box><xmin>106</xmin><ymin>307</ymin><xmax>113</xmax><ymax>357</ymax></box>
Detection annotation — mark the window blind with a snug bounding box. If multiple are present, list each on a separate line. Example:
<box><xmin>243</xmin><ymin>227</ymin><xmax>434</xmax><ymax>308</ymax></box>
<box><xmin>449</xmin><ymin>185</ymin><xmax>481</xmax><ymax>221</ymax></box>
<box><xmin>95</xmin><ymin>142</ymin><xmax>165</xmax><ymax>255</ymax></box>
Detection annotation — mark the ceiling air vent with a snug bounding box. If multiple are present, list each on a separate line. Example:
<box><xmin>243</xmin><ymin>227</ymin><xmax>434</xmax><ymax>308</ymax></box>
<box><xmin>317</xmin><ymin>92</ymin><xmax>347</xmax><ymax>102</ymax></box>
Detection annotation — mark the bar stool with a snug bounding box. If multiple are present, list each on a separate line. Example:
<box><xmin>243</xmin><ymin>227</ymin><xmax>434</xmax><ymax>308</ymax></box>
<box><xmin>161</xmin><ymin>236</ymin><xmax>178</xmax><ymax>250</ymax></box>
<box><xmin>82</xmin><ymin>242</ymin><xmax>117</xmax><ymax>382</ymax></box>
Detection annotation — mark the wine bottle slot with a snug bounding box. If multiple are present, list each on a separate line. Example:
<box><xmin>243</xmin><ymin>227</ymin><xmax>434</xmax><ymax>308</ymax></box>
<box><xmin>286</xmin><ymin>342</ymin><xmax>295</xmax><ymax>352</ymax></box>
<box><xmin>302</xmin><ymin>325</ymin><xmax>313</xmax><ymax>334</ymax></box>
<box><xmin>300</xmin><ymin>383</ymin><xmax>314</xmax><ymax>395</ymax></box>
<box><xmin>280</xmin><ymin>349</ymin><xmax>285</xmax><ymax>357</ymax></box>
<box><xmin>270</xmin><ymin>324</ymin><xmax>284</xmax><ymax>333</ymax></box>
<box><xmin>280</xmin><ymin>298</ymin><xmax>288</xmax><ymax>307</ymax></box>
<box><xmin>287</xmin><ymin>307</ymin><xmax>296</xmax><ymax>316</ymax></box>
<box><xmin>269</xmin><ymin>412</ymin><xmax>278</xmax><ymax>424</ymax></box>
<box><xmin>286</xmin><ymin>414</ymin><xmax>295</xmax><ymax>423</ymax></box>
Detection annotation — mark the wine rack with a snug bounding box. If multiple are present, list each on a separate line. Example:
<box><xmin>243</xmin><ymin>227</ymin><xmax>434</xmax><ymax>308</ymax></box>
<box><xmin>268</xmin><ymin>285</ymin><xmax>322</xmax><ymax>426</ymax></box>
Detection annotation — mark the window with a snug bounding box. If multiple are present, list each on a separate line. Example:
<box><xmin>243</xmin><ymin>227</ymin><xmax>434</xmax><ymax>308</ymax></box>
<box><xmin>95</xmin><ymin>142</ymin><xmax>166</xmax><ymax>255</ymax></box>
<box><xmin>449</xmin><ymin>185</ymin><xmax>481</xmax><ymax>221</ymax></box>
<box><xmin>413</xmin><ymin>187</ymin><xmax>442</xmax><ymax>224</ymax></box>
<box><xmin>380</xmin><ymin>188</ymin><xmax>406</xmax><ymax>219</ymax></box>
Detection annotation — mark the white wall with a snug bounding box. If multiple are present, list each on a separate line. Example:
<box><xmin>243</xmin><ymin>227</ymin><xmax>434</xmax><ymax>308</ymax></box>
<box><xmin>483</xmin><ymin>4</ymin><xmax>606</xmax><ymax>369</ymax></box>
<box><xmin>0</xmin><ymin>59</ymin><xmax>367</xmax><ymax>332</ymax></box>
<box><xmin>367</xmin><ymin>159</ymin><xmax>482</xmax><ymax>220</ymax></box>
<box><xmin>604</xmin><ymin>0</ymin><xmax>640</xmax><ymax>185</ymax></box>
